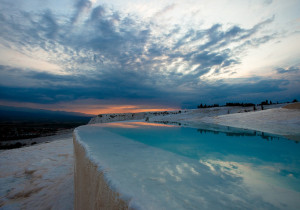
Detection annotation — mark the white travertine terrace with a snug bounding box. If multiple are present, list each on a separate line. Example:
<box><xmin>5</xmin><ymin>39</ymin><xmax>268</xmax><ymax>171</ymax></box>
<box><xmin>73</xmin><ymin>121</ymin><xmax>300</xmax><ymax>210</ymax></box>
<box><xmin>73</xmin><ymin>133</ymin><xmax>129</xmax><ymax>210</ymax></box>
<box><xmin>74</xmin><ymin>103</ymin><xmax>300</xmax><ymax>209</ymax></box>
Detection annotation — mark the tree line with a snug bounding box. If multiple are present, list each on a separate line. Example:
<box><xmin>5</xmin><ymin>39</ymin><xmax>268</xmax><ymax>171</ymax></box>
<box><xmin>197</xmin><ymin>99</ymin><xmax>298</xmax><ymax>109</ymax></box>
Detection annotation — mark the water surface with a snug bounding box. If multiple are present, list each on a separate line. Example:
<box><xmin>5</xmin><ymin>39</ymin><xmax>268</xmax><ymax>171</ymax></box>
<box><xmin>77</xmin><ymin>122</ymin><xmax>300</xmax><ymax>209</ymax></box>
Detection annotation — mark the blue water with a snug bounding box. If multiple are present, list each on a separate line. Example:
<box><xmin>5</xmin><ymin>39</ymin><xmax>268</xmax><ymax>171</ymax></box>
<box><xmin>105</xmin><ymin>125</ymin><xmax>298</xmax><ymax>161</ymax></box>
<box><xmin>103</xmin><ymin>123</ymin><xmax>300</xmax><ymax>191</ymax></box>
<box><xmin>82</xmin><ymin>122</ymin><xmax>300</xmax><ymax>209</ymax></box>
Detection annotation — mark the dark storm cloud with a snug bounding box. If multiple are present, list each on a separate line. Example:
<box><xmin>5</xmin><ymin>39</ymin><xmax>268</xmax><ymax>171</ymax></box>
<box><xmin>0</xmin><ymin>2</ymin><xmax>286</xmax><ymax>107</ymax></box>
<box><xmin>0</xmin><ymin>65</ymin><xmax>167</xmax><ymax>104</ymax></box>
<box><xmin>0</xmin><ymin>65</ymin><xmax>290</xmax><ymax>107</ymax></box>
<box><xmin>177</xmin><ymin>78</ymin><xmax>292</xmax><ymax>108</ymax></box>
<box><xmin>219</xmin><ymin>79</ymin><xmax>287</xmax><ymax>95</ymax></box>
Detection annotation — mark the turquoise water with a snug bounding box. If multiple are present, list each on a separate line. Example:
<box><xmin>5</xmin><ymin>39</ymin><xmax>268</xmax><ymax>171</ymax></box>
<box><xmin>103</xmin><ymin>123</ymin><xmax>300</xmax><ymax>192</ymax></box>
<box><xmin>105</xmin><ymin>124</ymin><xmax>299</xmax><ymax>162</ymax></box>
<box><xmin>80</xmin><ymin>122</ymin><xmax>300</xmax><ymax>209</ymax></box>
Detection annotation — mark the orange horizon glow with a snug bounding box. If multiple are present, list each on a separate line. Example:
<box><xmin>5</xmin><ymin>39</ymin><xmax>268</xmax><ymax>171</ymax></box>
<box><xmin>92</xmin><ymin>121</ymin><xmax>178</xmax><ymax>128</ymax></box>
<box><xmin>0</xmin><ymin>100</ymin><xmax>179</xmax><ymax>115</ymax></box>
<box><xmin>75</xmin><ymin>108</ymin><xmax>179</xmax><ymax>115</ymax></box>
<box><xmin>130</xmin><ymin>122</ymin><xmax>177</xmax><ymax>127</ymax></box>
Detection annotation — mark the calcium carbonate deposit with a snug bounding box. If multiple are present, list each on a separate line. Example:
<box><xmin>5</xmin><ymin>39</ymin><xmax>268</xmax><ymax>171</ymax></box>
<box><xmin>74</xmin><ymin>122</ymin><xmax>300</xmax><ymax>210</ymax></box>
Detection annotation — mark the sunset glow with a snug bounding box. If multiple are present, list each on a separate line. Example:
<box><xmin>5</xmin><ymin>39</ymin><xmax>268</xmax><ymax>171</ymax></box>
<box><xmin>78</xmin><ymin>108</ymin><xmax>178</xmax><ymax>115</ymax></box>
<box><xmin>0</xmin><ymin>100</ymin><xmax>178</xmax><ymax>115</ymax></box>
<box><xmin>0</xmin><ymin>0</ymin><xmax>299</xmax><ymax>113</ymax></box>
<box><xmin>92</xmin><ymin>121</ymin><xmax>178</xmax><ymax>128</ymax></box>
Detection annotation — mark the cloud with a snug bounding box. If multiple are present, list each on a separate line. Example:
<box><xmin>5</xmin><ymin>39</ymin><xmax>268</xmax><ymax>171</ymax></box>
<box><xmin>192</xmin><ymin>51</ymin><xmax>230</xmax><ymax>68</ymax></box>
<box><xmin>0</xmin><ymin>3</ymin><xmax>275</xmax><ymax>78</ymax></box>
<box><xmin>153</xmin><ymin>3</ymin><xmax>176</xmax><ymax>18</ymax></box>
<box><xmin>0</xmin><ymin>64</ymin><xmax>168</xmax><ymax>104</ymax></box>
<box><xmin>264</xmin><ymin>0</ymin><xmax>273</xmax><ymax>5</ymax></box>
<box><xmin>71</xmin><ymin>0</ymin><xmax>93</xmax><ymax>24</ymax></box>
<box><xmin>199</xmin><ymin>16</ymin><xmax>275</xmax><ymax>51</ymax></box>
<box><xmin>276</xmin><ymin>66</ymin><xmax>300</xmax><ymax>74</ymax></box>
<box><xmin>0</xmin><ymin>64</ymin><xmax>293</xmax><ymax>109</ymax></box>
<box><xmin>39</xmin><ymin>10</ymin><xmax>59</xmax><ymax>39</ymax></box>
<box><xmin>0</xmin><ymin>1</ymin><xmax>297</xmax><ymax>109</ymax></box>
<box><xmin>90</xmin><ymin>5</ymin><xmax>106</xmax><ymax>22</ymax></box>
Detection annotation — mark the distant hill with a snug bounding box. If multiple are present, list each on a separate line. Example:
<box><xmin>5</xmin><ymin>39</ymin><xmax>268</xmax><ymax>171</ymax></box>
<box><xmin>0</xmin><ymin>105</ymin><xmax>93</xmax><ymax>123</ymax></box>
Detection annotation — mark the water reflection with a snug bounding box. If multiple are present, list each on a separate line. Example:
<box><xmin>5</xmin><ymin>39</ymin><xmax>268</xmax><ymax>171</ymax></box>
<box><xmin>91</xmin><ymin>121</ymin><xmax>178</xmax><ymax>128</ymax></box>
<box><xmin>80</xmin><ymin>122</ymin><xmax>300</xmax><ymax>209</ymax></box>
<box><xmin>103</xmin><ymin>122</ymin><xmax>299</xmax><ymax>162</ymax></box>
<box><xmin>196</xmin><ymin>127</ymin><xmax>282</xmax><ymax>141</ymax></box>
<box><xmin>103</xmin><ymin>123</ymin><xmax>300</xmax><ymax>186</ymax></box>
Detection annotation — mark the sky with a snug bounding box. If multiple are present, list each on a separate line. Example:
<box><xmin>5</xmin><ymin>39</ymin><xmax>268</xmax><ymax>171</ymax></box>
<box><xmin>0</xmin><ymin>0</ymin><xmax>299</xmax><ymax>114</ymax></box>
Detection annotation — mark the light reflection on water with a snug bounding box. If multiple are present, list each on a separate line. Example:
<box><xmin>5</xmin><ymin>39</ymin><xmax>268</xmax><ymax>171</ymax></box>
<box><xmin>85</xmin><ymin>122</ymin><xmax>300</xmax><ymax>209</ymax></box>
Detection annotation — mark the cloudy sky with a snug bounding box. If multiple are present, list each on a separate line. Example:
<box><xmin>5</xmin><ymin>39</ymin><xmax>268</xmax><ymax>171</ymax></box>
<box><xmin>0</xmin><ymin>0</ymin><xmax>299</xmax><ymax>114</ymax></box>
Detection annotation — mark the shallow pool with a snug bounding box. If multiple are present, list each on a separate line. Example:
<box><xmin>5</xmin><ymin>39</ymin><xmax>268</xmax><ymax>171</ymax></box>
<box><xmin>76</xmin><ymin>121</ymin><xmax>300</xmax><ymax>210</ymax></box>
